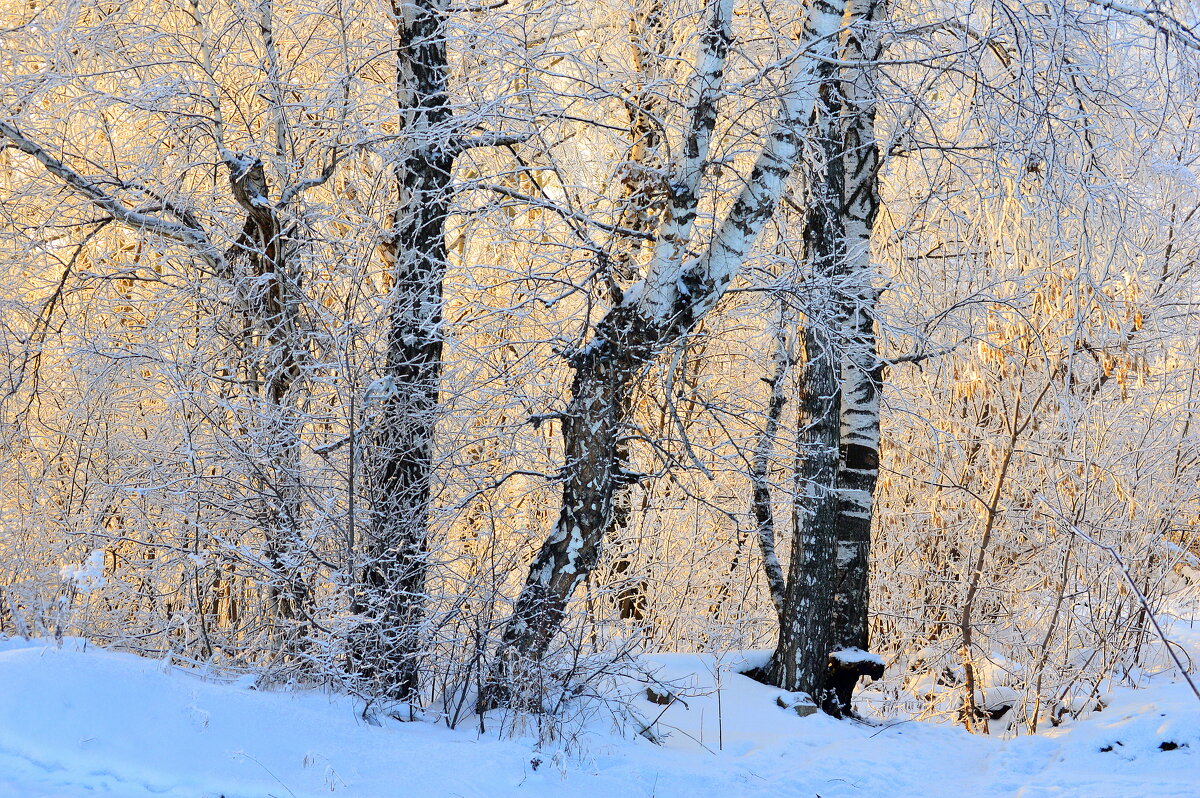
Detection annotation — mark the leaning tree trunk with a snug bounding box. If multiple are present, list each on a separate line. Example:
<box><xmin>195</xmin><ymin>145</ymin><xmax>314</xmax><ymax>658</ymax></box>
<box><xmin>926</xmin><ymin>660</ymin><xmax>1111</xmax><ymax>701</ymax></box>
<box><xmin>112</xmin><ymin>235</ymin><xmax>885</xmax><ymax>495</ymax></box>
<box><xmin>826</xmin><ymin>0</ymin><xmax>887</xmax><ymax>715</ymax></box>
<box><xmin>481</xmin><ymin>0</ymin><xmax>851</xmax><ymax>711</ymax></box>
<box><xmin>351</xmin><ymin>0</ymin><xmax>455</xmax><ymax>704</ymax></box>
<box><xmin>481</xmin><ymin>312</ymin><xmax>648</xmax><ymax>709</ymax></box>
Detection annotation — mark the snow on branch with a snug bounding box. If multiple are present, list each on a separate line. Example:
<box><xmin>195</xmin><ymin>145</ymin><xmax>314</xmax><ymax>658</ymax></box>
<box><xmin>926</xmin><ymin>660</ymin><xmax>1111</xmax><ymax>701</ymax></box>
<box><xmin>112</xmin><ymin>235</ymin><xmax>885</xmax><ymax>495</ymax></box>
<box><xmin>0</xmin><ymin>121</ymin><xmax>224</xmax><ymax>270</ymax></box>
<box><xmin>1084</xmin><ymin>0</ymin><xmax>1200</xmax><ymax>51</ymax></box>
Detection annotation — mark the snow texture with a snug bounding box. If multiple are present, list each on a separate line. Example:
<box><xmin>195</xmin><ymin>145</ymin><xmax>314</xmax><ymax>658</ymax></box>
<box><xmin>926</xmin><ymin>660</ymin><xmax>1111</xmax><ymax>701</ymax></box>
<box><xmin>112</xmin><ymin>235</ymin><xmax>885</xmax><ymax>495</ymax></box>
<box><xmin>830</xmin><ymin>647</ymin><xmax>885</xmax><ymax>666</ymax></box>
<box><xmin>58</xmin><ymin>551</ymin><xmax>106</xmax><ymax>593</ymax></box>
<box><xmin>0</xmin><ymin>631</ymin><xmax>1196</xmax><ymax>797</ymax></box>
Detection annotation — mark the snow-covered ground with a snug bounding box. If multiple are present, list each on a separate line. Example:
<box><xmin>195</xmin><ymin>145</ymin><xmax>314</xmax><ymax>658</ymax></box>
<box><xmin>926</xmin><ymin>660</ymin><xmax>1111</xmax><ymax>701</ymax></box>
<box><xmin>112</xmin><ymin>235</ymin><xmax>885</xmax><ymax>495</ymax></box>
<box><xmin>0</xmin><ymin>629</ymin><xmax>1197</xmax><ymax>798</ymax></box>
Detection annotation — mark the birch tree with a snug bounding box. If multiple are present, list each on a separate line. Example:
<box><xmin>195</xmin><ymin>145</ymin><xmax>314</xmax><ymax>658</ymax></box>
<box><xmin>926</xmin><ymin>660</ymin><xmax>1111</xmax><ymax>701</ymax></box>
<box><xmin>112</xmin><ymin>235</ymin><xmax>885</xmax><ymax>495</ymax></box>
<box><xmin>761</xmin><ymin>35</ymin><xmax>848</xmax><ymax>702</ymax></box>
<box><xmin>734</xmin><ymin>0</ymin><xmax>886</xmax><ymax>713</ymax></box>
<box><xmin>824</xmin><ymin>0</ymin><xmax>886</xmax><ymax>712</ymax></box>
<box><xmin>482</xmin><ymin>0</ymin><xmax>852</xmax><ymax>707</ymax></box>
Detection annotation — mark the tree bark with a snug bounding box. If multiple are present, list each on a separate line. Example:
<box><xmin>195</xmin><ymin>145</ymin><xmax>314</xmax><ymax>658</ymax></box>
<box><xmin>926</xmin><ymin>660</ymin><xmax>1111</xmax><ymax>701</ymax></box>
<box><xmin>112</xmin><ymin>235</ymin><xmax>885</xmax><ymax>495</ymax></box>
<box><xmin>826</xmin><ymin>0</ymin><xmax>886</xmax><ymax>715</ymax></box>
<box><xmin>486</xmin><ymin>306</ymin><xmax>653</xmax><ymax>691</ymax></box>
<box><xmin>481</xmin><ymin>0</ymin><xmax>851</xmax><ymax>710</ymax></box>
<box><xmin>765</xmin><ymin>67</ymin><xmax>846</xmax><ymax>699</ymax></box>
<box><xmin>351</xmin><ymin>0</ymin><xmax>455</xmax><ymax>704</ymax></box>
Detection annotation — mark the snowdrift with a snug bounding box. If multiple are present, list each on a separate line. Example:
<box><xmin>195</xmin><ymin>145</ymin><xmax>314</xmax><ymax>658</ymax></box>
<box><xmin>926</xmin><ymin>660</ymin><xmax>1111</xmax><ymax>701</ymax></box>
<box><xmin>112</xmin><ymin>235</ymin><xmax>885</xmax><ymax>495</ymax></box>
<box><xmin>0</xmin><ymin>637</ymin><xmax>1196</xmax><ymax>797</ymax></box>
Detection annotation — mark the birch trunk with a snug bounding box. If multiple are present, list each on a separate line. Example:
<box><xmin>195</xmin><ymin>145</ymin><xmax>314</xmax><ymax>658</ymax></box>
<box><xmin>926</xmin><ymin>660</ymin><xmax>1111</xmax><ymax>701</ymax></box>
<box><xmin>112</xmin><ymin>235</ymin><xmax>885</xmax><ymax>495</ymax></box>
<box><xmin>765</xmin><ymin>67</ymin><xmax>846</xmax><ymax>698</ymax></box>
<box><xmin>482</xmin><ymin>0</ymin><xmax>850</xmax><ymax>710</ymax></box>
<box><xmin>750</xmin><ymin>310</ymin><xmax>792</xmax><ymax>616</ymax></box>
<box><xmin>827</xmin><ymin>0</ymin><xmax>886</xmax><ymax>715</ymax></box>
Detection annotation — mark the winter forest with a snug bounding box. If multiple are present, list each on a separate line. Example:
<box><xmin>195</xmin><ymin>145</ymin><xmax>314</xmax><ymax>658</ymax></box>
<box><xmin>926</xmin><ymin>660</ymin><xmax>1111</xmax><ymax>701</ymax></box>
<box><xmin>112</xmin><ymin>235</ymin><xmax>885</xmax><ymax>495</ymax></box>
<box><xmin>2</xmin><ymin>0</ymin><xmax>1200</xmax><ymax>793</ymax></box>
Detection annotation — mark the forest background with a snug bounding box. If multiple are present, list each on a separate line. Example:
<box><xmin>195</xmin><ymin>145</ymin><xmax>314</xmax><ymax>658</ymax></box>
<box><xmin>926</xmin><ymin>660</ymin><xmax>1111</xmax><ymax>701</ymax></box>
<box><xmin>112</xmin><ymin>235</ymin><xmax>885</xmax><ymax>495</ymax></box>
<box><xmin>2</xmin><ymin>0</ymin><xmax>1199</xmax><ymax>737</ymax></box>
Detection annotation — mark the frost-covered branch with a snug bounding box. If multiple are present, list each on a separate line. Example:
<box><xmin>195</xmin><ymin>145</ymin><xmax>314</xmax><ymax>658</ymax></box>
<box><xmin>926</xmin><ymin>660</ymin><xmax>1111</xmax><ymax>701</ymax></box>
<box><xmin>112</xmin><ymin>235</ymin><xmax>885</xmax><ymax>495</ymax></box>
<box><xmin>0</xmin><ymin>121</ymin><xmax>223</xmax><ymax>269</ymax></box>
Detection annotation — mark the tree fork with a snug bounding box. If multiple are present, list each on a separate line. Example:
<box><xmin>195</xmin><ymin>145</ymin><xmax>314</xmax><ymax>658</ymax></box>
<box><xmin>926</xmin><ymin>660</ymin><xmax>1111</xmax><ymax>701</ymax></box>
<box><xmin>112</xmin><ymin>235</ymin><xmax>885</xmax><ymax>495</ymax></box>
<box><xmin>480</xmin><ymin>0</ymin><xmax>851</xmax><ymax>712</ymax></box>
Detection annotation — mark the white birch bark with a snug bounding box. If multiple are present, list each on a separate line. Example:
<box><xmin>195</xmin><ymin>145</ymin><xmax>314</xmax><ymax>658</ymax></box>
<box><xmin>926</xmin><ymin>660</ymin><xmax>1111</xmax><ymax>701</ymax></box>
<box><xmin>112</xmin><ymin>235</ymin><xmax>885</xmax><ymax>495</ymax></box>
<box><xmin>483</xmin><ymin>0</ymin><xmax>851</xmax><ymax>709</ymax></box>
<box><xmin>827</xmin><ymin>0</ymin><xmax>887</xmax><ymax>714</ymax></box>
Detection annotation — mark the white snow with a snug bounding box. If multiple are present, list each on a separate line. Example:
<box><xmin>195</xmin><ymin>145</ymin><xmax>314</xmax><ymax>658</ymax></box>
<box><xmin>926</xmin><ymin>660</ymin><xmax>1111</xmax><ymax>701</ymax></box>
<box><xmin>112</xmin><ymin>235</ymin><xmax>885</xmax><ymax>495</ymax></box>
<box><xmin>0</xmin><ymin>634</ymin><xmax>1196</xmax><ymax>798</ymax></box>
<box><xmin>57</xmin><ymin>551</ymin><xmax>106</xmax><ymax>593</ymax></box>
<box><xmin>830</xmin><ymin>647</ymin><xmax>885</xmax><ymax>666</ymax></box>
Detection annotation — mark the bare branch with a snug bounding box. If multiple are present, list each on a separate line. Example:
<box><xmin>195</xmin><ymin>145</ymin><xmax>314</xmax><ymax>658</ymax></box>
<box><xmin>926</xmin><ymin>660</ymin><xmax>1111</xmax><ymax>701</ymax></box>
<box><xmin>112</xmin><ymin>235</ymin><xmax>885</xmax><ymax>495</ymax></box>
<box><xmin>471</xmin><ymin>181</ymin><xmax>657</xmax><ymax>240</ymax></box>
<box><xmin>1085</xmin><ymin>0</ymin><xmax>1200</xmax><ymax>51</ymax></box>
<box><xmin>884</xmin><ymin>341</ymin><xmax>964</xmax><ymax>368</ymax></box>
<box><xmin>0</xmin><ymin>122</ymin><xmax>223</xmax><ymax>269</ymax></box>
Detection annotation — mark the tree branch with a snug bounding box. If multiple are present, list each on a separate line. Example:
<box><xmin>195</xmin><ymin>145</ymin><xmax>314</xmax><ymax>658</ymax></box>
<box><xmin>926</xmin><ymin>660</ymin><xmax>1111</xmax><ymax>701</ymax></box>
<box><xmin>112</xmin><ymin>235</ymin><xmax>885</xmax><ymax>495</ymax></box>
<box><xmin>0</xmin><ymin>122</ymin><xmax>224</xmax><ymax>270</ymax></box>
<box><xmin>1084</xmin><ymin>0</ymin><xmax>1200</xmax><ymax>52</ymax></box>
